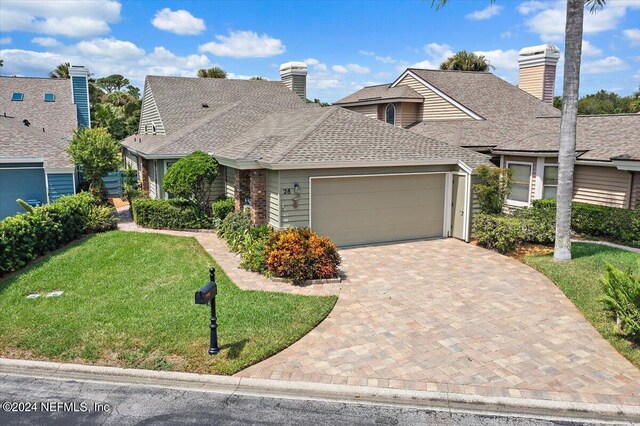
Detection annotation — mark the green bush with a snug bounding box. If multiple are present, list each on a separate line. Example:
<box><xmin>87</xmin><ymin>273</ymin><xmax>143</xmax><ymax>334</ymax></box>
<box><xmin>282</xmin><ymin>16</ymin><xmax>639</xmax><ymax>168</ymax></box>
<box><xmin>474</xmin><ymin>164</ymin><xmax>513</xmax><ymax>214</ymax></box>
<box><xmin>238</xmin><ymin>226</ymin><xmax>272</xmax><ymax>273</ymax></box>
<box><xmin>162</xmin><ymin>151</ymin><xmax>218</xmax><ymax>213</ymax></box>
<box><xmin>515</xmin><ymin>207</ymin><xmax>556</xmax><ymax>245</ymax></box>
<box><xmin>131</xmin><ymin>198</ymin><xmax>212</xmax><ymax>230</ymax></box>
<box><xmin>0</xmin><ymin>193</ymin><xmax>114</xmax><ymax>275</ymax></box>
<box><xmin>216</xmin><ymin>210</ymin><xmax>253</xmax><ymax>251</ymax></box>
<box><xmin>473</xmin><ymin>214</ymin><xmax>523</xmax><ymax>254</ymax></box>
<box><xmin>212</xmin><ymin>196</ymin><xmax>235</xmax><ymax>226</ymax></box>
<box><xmin>264</xmin><ymin>228</ymin><xmax>341</xmax><ymax>282</ymax></box>
<box><xmin>530</xmin><ymin>199</ymin><xmax>639</xmax><ymax>248</ymax></box>
<box><xmin>601</xmin><ymin>263</ymin><xmax>640</xmax><ymax>341</ymax></box>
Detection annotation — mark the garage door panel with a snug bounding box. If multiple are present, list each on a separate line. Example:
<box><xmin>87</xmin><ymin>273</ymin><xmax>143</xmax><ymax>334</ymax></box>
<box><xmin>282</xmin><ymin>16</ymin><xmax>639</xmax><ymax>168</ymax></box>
<box><xmin>311</xmin><ymin>174</ymin><xmax>446</xmax><ymax>246</ymax></box>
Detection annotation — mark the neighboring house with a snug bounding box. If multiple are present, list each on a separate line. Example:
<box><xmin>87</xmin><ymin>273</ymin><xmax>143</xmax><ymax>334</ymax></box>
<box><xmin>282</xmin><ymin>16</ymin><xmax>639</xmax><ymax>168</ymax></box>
<box><xmin>0</xmin><ymin>66</ymin><xmax>91</xmax><ymax>218</ymax></box>
<box><xmin>336</xmin><ymin>45</ymin><xmax>640</xmax><ymax>210</ymax></box>
<box><xmin>122</xmin><ymin>62</ymin><xmax>489</xmax><ymax>246</ymax></box>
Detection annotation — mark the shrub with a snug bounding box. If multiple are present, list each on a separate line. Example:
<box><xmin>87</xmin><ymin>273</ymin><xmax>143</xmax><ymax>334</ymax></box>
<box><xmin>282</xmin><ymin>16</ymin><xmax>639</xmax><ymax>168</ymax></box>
<box><xmin>515</xmin><ymin>207</ymin><xmax>556</xmax><ymax>245</ymax></box>
<box><xmin>162</xmin><ymin>151</ymin><xmax>218</xmax><ymax>213</ymax></box>
<box><xmin>131</xmin><ymin>198</ymin><xmax>212</xmax><ymax>230</ymax></box>
<box><xmin>473</xmin><ymin>164</ymin><xmax>513</xmax><ymax>214</ymax></box>
<box><xmin>473</xmin><ymin>214</ymin><xmax>523</xmax><ymax>254</ymax></box>
<box><xmin>600</xmin><ymin>263</ymin><xmax>640</xmax><ymax>341</ymax></box>
<box><xmin>0</xmin><ymin>193</ymin><xmax>113</xmax><ymax>275</ymax></box>
<box><xmin>238</xmin><ymin>226</ymin><xmax>272</xmax><ymax>273</ymax></box>
<box><xmin>264</xmin><ymin>228</ymin><xmax>341</xmax><ymax>282</ymax></box>
<box><xmin>217</xmin><ymin>210</ymin><xmax>253</xmax><ymax>251</ymax></box>
<box><xmin>212</xmin><ymin>196</ymin><xmax>235</xmax><ymax>226</ymax></box>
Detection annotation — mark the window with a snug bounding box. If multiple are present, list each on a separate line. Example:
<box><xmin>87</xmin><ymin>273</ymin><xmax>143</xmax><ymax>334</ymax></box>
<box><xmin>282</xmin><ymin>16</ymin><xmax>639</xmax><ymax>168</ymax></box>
<box><xmin>385</xmin><ymin>103</ymin><xmax>396</xmax><ymax>125</ymax></box>
<box><xmin>542</xmin><ymin>165</ymin><xmax>558</xmax><ymax>199</ymax></box>
<box><xmin>507</xmin><ymin>162</ymin><xmax>532</xmax><ymax>205</ymax></box>
<box><xmin>43</xmin><ymin>93</ymin><xmax>55</xmax><ymax>102</ymax></box>
<box><xmin>11</xmin><ymin>92</ymin><xmax>23</xmax><ymax>101</ymax></box>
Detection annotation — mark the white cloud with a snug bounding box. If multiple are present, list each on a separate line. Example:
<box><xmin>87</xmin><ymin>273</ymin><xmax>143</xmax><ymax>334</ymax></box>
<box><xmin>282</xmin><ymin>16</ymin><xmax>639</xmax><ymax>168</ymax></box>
<box><xmin>582</xmin><ymin>56</ymin><xmax>628</xmax><ymax>74</ymax></box>
<box><xmin>199</xmin><ymin>31</ymin><xmax>285</xmax><ymax>58</ymax></box>
<box><xmin>466</xmin><ymin>5</ymin><xmax>502</xmax><ymax>21</ymax></box>
<box><xmin>304</xmin><ymin>58</ymin><xmax>328</xmax><ymax>71</ymax></box>
<box><xmin>358</xmin><ymin>50</ymin><xmax>396</xmax><ymax>64</ymax></box>
<box><xmin>0</xmin><ymin>0</ymin><xmax>121</xmax><ymax>37</ymax></box>
<box><xmin>332</xmin><ymin>65</ymin><xmax>348</xmax><ymax>74</ymax></box>
<box><xmin>31</xmin><ymin>37</ymin><xmax>61</xmax><ymax>47</ymax></box>
<box><xmin>623</xmin><ymin>28</ymin><xmax>640</xmax><ymax>46</ymax></box>
<box><xmin>524</xmin><ymin>0</ymin><xmax>640</xmax><ymax>42</ymax></box>
<box><xmin>76</xmin><ymin>38</ymin><xmax>144</xmax><ymax>61</ymax></box>
<box><xmin>517</xmin><ymin>1</ymin><xmax>546</xmax><ymax>15</ymax></box>
<box><xmin>581</xmin><ymin>40</ymin><xmax>602</xmax><ymax>56</ymax></box>
<box><xmin>346</xmin><ymin>64</ymin><xmax>370</xmax><ymax>74</ymax></box>
<box><xmin>475</xmin><ymin>49</ymin><xmax>519</xmax><ymax>71</ymax></box>
<box><xmin>0</xmin><ymin>37</ymin><xmax>11</xmax><ymax>45</ymax></box>
<box><xmin>151</xmin><ymin>8</ymin><xmax>205</xmax><ymax>35</ymax></box>
<box><xmin>500</xmin><ymin>31</ymin><xmax>513</xmax><ymax>39</ymax></box>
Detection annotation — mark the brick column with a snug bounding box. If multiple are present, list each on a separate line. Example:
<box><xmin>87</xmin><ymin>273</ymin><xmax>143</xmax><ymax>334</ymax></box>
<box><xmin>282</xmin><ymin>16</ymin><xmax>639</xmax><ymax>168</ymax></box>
<box><xmin>140</xmin><ymin>158</ymin><xmax>149</xmax><ymax>191</ymax></box>
<box><xmin>234</xmin><ymin>169</ymin><xmax>250</xmax><ymax>211</ymax></box>
<box><xmin>250</xmin><ymin>169</ymin><xmax>267</xmax><ymax>225</ymax></box>
<box><xmin>631</xmin><ymin>172</ymin><xmax>640</xmax><ymax>209</ymax></box>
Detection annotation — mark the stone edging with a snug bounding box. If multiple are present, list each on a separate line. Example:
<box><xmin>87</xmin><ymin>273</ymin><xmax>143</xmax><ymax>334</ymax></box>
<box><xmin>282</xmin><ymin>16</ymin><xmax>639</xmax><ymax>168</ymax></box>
<box><xmin>269</xmin><ymin>277</ymin><xmax>342</xmax><ymax>285</ymax></box>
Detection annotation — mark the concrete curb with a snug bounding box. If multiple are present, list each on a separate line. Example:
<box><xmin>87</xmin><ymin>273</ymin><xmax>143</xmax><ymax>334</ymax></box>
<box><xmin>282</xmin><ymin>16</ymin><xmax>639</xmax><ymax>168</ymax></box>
<box><xmin>1</xmin><ymin>358</ymin><xmax>638</xmax><ymax>422</ymax></box>
<box><xmin>571</xmin><ymin>239</ymin><xmax>640</xmax><ymax>254</ymax></box>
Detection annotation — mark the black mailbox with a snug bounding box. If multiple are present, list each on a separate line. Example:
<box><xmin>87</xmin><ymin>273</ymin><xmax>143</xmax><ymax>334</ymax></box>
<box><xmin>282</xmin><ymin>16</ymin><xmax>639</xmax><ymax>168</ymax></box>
<box><xmin>195</xmin><ymin>269</ymin><xmax>217</xmax><ymax>304</ymax></box>
<box><xmin>195</xmin><ymin>267</ymin><xmax>220</xmax><ymax>355</ymax></box>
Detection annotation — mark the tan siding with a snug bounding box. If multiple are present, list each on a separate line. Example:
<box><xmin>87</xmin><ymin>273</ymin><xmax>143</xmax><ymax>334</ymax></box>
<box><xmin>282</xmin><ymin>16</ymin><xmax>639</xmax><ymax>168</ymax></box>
<box><xmin>138</xmin><ymin>81</ymin><xmax>165</xmax><ymax>135</ymax></box>
<box><xmin>518</xmin><ymin>65</ymin><xmax>555</xmax><ymax>102</ymax></box>
<box><xmin>631</xmin><ymin>172</ymin><xmax>640</xmax><ymax>209</ymax></box>
<box><xmin>400</xmin><ymin>102</ymin><xmax>420</xmax><ymax>127</ymax></box>
<box><xmin>396</xmin><ymin>74</ymin><xmax>473</xmax><ymax>121</ymax></box>
<box><xmin>344</xmin><ymin>104</ymin><xmax>378</xmax><ymax>120</ymax></box>
<box><xmin>266</xmin><ymin>170</ymin><xmax>280</xmax><ymax>228</ymax></box>
<box><xmin>225</xmin><ymin>167</ymin><xmax>235</xmax><ymax>198</ymax></box>
<box><xmin>279</xmin><ymin>165</ymin><xmax>456</xmax><ymax>229</ymax></box>
<box><xmin>573</xmin><ymin>165</ymin><xmax>631</xmax><ymax>208</ymax></box>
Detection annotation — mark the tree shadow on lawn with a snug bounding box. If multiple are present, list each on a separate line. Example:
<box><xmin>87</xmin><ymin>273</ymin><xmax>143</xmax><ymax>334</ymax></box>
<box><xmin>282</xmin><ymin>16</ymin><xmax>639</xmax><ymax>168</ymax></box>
<box><xmin>0</xmin><ymin>235</ymin><xmax>97</xmax><ymax>296</ymax></box>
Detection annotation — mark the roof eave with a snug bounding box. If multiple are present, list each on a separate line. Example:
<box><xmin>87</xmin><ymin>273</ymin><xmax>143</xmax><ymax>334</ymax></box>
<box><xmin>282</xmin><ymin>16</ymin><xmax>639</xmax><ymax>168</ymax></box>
<box><xmin>335</xmin><ymin>98</ymin><xmax>424</xmax><ymax>107</ymax></box>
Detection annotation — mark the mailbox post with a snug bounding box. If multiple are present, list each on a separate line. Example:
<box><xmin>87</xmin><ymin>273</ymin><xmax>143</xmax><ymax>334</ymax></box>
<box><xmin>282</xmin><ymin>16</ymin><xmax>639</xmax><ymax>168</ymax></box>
<box><xmin>195</xmin><ymin>267</ymin><xmax>219</xmax><ymax>355</ymax></box>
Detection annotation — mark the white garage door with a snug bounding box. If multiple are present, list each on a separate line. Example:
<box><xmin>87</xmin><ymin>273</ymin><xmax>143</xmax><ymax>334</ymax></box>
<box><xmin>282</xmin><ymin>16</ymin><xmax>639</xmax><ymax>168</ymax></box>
<box><xmin>310</xmin><ymin>174</ymin><xmax>446</xmax><ymax>246</ymax></box>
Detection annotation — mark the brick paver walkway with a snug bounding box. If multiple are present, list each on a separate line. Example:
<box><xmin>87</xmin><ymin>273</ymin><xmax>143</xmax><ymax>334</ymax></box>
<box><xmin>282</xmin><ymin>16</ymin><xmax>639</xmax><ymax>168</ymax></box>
<box><xmin>236</xmin><ymin>238</ymin><xmax>640</xmax><ymax>406</ymax></box>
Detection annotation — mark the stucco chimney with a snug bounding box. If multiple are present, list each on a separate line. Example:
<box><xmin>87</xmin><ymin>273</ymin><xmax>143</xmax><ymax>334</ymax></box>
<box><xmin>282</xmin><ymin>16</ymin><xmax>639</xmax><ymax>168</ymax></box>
<box><xmin>279</xmin><ymin>61</ymin><xmax>307</xmax><ymax>100</ymax></box>
<box><xmin>518</xmin><ymin>45</ymin><xmax>560</xmax><ymax>103</ymax></box>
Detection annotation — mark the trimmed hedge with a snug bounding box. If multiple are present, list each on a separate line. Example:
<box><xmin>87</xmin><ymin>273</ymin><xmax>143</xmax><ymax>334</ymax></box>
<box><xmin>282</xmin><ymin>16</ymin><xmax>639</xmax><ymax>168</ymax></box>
<box><xmin>0</xmin><ymin>193</ymin><xmax>117</xmax><ymax>275</ymax></box>
<box><xmin>212</xmin><ymin>195</ymin><xmax>235</xmax><ymax>226</ymax></box>
<box><xmin>531</xmin><ymin>199</ymin><xmax>639</xmax><ymax>248</ymax></box>
<box><xmin>131</xmin><ymin>198</ymin><xmax>212</xmax><ymax>230</ymax></box>
<box><xmin>473</xmin><ymin>214</ymin><xmax>523</xmax><ymax>254</ymax></box>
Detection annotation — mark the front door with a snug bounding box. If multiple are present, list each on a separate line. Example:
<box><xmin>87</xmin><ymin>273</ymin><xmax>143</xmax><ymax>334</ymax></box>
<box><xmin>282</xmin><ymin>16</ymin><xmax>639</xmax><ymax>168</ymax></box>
<box><xmin>451</xmin><ymin>174</ymin><xmax>466</xmax><ymax>240</ymax></box>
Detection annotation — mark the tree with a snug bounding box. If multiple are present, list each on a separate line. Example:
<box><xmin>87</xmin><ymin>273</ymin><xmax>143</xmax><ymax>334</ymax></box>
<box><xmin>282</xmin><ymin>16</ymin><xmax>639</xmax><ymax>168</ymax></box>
<box><xmin>49</xmin><ymin>62</ymin><xmax>70</xmax><ymax>79</ymax></box>
<box><xmin>473</xmin><ymin>165</ymin><xmax>513</xmax><ymax>214</ymax></box>
<box><xmin>67</xmin><ymin>128</ymin><xmax>121</xmax><ymax>195</ymax></box>
<box><xmin>197</xmin><ymin>67</ymin><xmax>227</xmax><ymax>78</ymax></box>
<box><xmin>439</xmin><ymin>51</ymin><xmax>493</xmax><ymax>72</ymax></box>
<box><xmin>250</xmin><ymin>76</ymin><xmax>265</xmax><ymax>80</ymax></box>
<box><xmin>163</xmin><ymin>151</ymin><xmax>219</xmax><ymax>213</ymax></box>
<box><xmin>95</xmin><ymin>74</ymin><xmax>130</xmax><ymax>93</ymax></box>
<box><xmin>552</xmin><ymin>89</ymin><xmax>637</xmax><ymax>114</ymax></box>
<box><xmin>126</xmin><ymin>84</ymin><xmax>141</xmax><ymax>99</ymax></box>
<box><xmin>0</xmin><ymin>59</ymin><xmax>4</xmax><ymax>67</ymax></box>
<box><xmin>93</xmin><ymin>103</ymin><xmax>126</xmax><ymax>140</ymax></box>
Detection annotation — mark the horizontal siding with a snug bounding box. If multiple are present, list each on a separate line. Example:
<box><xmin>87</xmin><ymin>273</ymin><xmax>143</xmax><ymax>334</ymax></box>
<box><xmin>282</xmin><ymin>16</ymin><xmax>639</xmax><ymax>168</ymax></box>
<box><xmin>225</xmin><ymin>167</ymin><xmax>235</xmax><ymax>198</ymax></box>
<box><xmin>279</xmin><ymin>165</ymin><xmax>456</xmax><ymax>229</ymax></box>
<box><xmin>266</xmin><ymin>170</ymin><xmax>280</xmax><ymax>228</ymax></box>
<box><xmin>396</xmin><ymin>74</ymin><xmax>472</xmax><ymax>121</ymax></box>
<box><xmin>209</xmin><ymin>166</ymin><xmax>225</xmax><ymax>201</ymax></box>
<box><xmin>138</xmin><ymin>81</ymin><xmax>165</xmax><ymax>135</ymax></box>
<box><xmin>345</xmin><ymin>104</ymin><xmax>378</xmax><ymax>120</ymax></box>
<box><xmin>47</xmin><ymin>173</ymin><xmax>74</xmax><ymax>202</ymax></box>
<box><xmin>400</xmin><ymin>102</ymin><xmax>420</xmax><ymax>127</ymax></box>
<box><xmin>518</xmin><ymin>66</ymin><xmax>544</xmax><ymax>100</ymax></box>
<box><xmin>72</xmin><ymin>76</ymin><xmax>90</xmax><ymax>128</ymax></box>
<box><xmin>148</xmin><ymin>160</ymin><xmax>157</xmax><ymax>199</ymax></box>
<box><xmin>573</xmin><ymin>165</ymin><xmax>630</xmax><ymax>208</ymax></box>
<box><xmin>124</xmin><ymin>150</ymin><xmax>138</xmax><ymax>171</ymax></box>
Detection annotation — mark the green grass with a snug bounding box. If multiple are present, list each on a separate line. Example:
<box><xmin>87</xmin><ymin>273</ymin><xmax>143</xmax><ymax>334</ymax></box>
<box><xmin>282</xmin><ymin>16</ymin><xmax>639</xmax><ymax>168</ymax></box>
<box><xmin>523</xmin><ymin>243</ymin><xmax>640</xmax><ymax>368</ymax></box>
<box><xmin>0</xmin><ymin>231</ymin><xmax>337</xmax><ymax>374</ymax></box>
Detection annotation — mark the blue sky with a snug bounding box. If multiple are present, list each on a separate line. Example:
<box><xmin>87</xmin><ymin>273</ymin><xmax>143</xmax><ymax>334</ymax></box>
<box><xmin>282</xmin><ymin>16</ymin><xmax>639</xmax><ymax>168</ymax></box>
<box><xmin>1</xmin><ymin>0</ymin><xmax>638</xmax><ymax>102</ymax></box>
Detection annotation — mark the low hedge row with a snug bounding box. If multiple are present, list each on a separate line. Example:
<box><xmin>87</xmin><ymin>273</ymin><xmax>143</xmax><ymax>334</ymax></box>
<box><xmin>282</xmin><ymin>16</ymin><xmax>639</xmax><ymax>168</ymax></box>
<box><xmin>131</xmin><ymin>198</ymin><xmax>212</xmax><ymax>230</ymax></box>
<box><xmin>0</xmin><ymin>193</ymin><xmax>117</xmax><ymax>275</ymax></box>
<box><xmin>216</xmin><ymin>210</ymin><xmax>341</xmax><ymax>281</ymax></box>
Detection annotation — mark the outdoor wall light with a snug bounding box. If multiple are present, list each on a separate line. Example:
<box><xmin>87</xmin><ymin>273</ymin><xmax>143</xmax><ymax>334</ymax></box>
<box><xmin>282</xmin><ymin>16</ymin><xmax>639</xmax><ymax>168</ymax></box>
<box><xmin>293</xmin><ymin>183</ymin><xmax>300</xmax><ymax>194</ymax></box>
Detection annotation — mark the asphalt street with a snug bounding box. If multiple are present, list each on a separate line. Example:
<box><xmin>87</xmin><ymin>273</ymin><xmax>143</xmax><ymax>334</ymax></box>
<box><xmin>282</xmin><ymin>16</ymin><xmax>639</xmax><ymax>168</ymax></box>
<box><xmin>0</xmin><ymin>374</ymin><xmax>613</xmax><ymax>426</ymax></box>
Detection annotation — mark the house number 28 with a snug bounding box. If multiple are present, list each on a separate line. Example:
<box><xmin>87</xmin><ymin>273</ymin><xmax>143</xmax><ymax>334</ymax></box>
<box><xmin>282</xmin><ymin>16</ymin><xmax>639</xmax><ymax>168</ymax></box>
<box><xmin>282</xmin><ymin>188</ymin><xmax>292</xmax><ymax>194</ymax></box>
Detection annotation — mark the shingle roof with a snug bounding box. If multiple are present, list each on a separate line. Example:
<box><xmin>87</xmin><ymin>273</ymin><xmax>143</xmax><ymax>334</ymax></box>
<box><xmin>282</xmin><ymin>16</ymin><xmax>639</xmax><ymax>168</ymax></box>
<box><xmin>0</xmin><ymin>76</ymin><xmax>77</xmax><ymax>141</ymax></box>
<box><xmin>0</xmin><ymin>116</ymin><xmax>73</xmax><ymax>168</ymax></box>
<box><xmin>123</xmin><ymin>76</ymin><xmax>490</xmax><ymax>170</ymax></box>
<box><xmin>334</xmin><ymin>84</ymin><xmax>423</xmax><ymax>104</ymax></box>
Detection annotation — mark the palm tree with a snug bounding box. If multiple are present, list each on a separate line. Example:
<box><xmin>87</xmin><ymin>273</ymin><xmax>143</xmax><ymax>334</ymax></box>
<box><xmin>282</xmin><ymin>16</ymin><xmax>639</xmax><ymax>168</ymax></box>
<box><xmin>49</xmin><ymin>62</ymin><xmax>71</xmax><ymax>79</ymax></box>
<box><xmin>433</xmin><ymin>0</ymin><xmax>604</xmax><ymax>262</ymax></box>
<box><xmin>439</xmin><ymin>51</ymin><xmax>493</xmax><ymax>72</ymax></box>
<box><xmin>197</xmin><ymin>67</ymin><xmax>227</xmax><ymax>79</ymax></box>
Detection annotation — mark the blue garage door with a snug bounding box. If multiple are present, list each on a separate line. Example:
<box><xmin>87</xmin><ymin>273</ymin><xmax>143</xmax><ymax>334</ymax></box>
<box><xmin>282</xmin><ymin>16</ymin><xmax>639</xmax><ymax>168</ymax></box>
<box><xmin>0</xmin><ymin>168</ymin><xmax>47</xmax><ymax>219</ymax></box>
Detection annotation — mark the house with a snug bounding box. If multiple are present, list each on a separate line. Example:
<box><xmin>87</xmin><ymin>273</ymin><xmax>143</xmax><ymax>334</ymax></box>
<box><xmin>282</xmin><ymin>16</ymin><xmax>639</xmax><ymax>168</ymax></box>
<box><xmin>122</xmin><ymin>62</ymin><xmax>489</xmax><ymax>246</ymax></box>
<box><xmin>335</xmin><ymin>45</ymin><xmax>640</xmax><ymax>210</ymax></box>
<box><xmin>0</xmin><ymin>66</ymin><xmax>91</xmax><ymax>218</ymax></box>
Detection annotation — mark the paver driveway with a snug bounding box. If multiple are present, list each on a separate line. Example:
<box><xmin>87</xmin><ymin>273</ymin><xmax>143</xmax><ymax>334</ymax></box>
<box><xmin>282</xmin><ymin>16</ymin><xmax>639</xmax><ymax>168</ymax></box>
<box><xmin>237</xmin><ymin>238</ymin><xmax>640</xmax><ymax>406</ymax></box>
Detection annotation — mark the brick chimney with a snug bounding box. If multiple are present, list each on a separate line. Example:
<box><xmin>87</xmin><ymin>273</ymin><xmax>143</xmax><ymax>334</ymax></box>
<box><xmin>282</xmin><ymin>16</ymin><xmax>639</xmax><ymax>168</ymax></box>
<box><xmin>279</xmin><ymin>61</ymin><xmax>307</xmax><ymax>100</ymax></box>
<box><xmin>518</xmin><ymin>45</ymin><xmax>560</xmax><ymax>103</ymax></box>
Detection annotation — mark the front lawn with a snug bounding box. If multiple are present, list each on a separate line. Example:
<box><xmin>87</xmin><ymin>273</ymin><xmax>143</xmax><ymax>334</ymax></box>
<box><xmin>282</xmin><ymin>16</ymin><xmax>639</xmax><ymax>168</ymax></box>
<box><xmin>523</xmin><ymin>243</ymin><xmax>640</xmax><ymax>368</ymax></box>
<box><xmin>0</xmin><ymin>231</ymin><xmax>336</xmax><ymax>374</ymax></box>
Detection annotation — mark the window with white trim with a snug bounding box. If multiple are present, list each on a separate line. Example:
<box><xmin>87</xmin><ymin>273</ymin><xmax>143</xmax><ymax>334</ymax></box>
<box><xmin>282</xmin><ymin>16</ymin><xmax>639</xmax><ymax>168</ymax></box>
<box><xmin>506</xmin><ymin>162</ymin><xmax>532</xmax><ymax>205</ymax></box>
<box><xmin>542</xmin><ymin>165</ymin><xmax>558</xmax><ymax>199</ymax></box>
<box><xmin>385</xmin><ymin>103</ymin><xmax>396</xmax><ymax>125</ymax></box>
